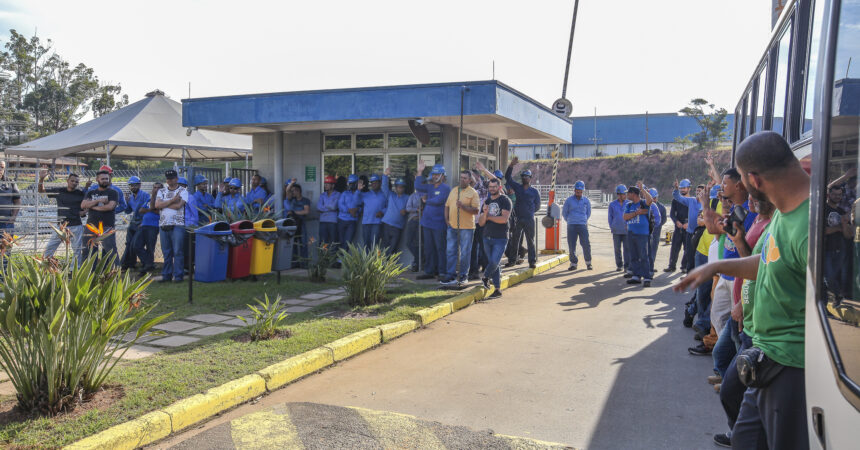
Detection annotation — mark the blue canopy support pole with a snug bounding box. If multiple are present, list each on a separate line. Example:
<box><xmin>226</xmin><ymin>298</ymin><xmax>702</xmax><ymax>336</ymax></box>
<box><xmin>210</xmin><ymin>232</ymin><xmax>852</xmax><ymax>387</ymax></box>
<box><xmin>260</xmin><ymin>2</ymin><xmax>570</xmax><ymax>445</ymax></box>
<box><xmin>274</xmin><ymin>132</ymin><xmax>284</xmax><ymax>218</ymax></box>
<box><xmin>105</xmin><ymin>143</ymin><xmax>110</xmax><ymax>166</ymax></box>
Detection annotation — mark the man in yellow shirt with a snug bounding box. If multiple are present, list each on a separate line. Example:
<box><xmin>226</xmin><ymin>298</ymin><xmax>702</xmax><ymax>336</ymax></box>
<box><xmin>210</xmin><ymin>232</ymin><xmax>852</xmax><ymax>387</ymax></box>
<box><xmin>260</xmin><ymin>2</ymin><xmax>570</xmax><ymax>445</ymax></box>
<box><xmin>442</xmin><ymin>170</ymin><xmax>480</xmax><ymax>286</ymax></box>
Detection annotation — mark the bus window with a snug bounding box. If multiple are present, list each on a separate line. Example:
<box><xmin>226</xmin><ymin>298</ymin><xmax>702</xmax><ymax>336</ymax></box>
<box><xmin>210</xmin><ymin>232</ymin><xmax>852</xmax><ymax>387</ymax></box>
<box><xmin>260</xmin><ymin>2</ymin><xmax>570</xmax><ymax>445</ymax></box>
<box><xmin>734</xmin><ymin>105</ymin><xmax>743</xmax><ymax>148</ymax></box>
<box><xmin>746</xmin><ymin>90</ymin><xmax>754</xmax><ymax>137</ymax></box>
<box><xmin>802</xmin><ymin>0</ymin><xmax>826</xmax><ymax>136</ymax></box>
<box><xmin>772</xmin><ymin>22</ymin><xmax>794</xmax><ymax>137</ymax></box>
<box><xmin>755</xmin><ymin>65</ymin><xmax>767</xmax><ymax>132</ymax></box>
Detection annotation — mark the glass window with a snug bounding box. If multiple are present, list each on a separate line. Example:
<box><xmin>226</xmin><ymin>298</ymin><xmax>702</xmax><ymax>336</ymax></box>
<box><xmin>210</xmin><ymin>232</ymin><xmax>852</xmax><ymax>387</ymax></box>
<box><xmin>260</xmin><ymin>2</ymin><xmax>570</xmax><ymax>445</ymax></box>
<box><xmin>756</xmin><ymin>65</ymin><xmax>767</xmax><ymax>132</ymax></box>
<box><xmin>324</xmin><ymin>155</ymin><xmax>352</xmax><ymax>177</ymax></box>
<box><xmin>772</xmin><ymin>22</ymin><xmax>793</xmax><ymax>136</ymax></box>
<box><xmin>802</xmin><ymin>0</ymin><xmax>826</xmax><ymax>135</ymax></box>
<box><xmin>324</xmin><ymin>135</ymin><xmax>351</xmax><ymax>150</ymax></box>
<box><xmin>354</xmin><ymin>155</ymin><xmax>384</xmax><ymax>177</ymax></box>
<box><xmin>459</xmin><ymin>154</ymin><xmax>470</xmax><ymax>173</ymax></box>
<box><xmin>388</xmin><ymin>154</ymin><xmax>417</xmax><ymax>179</ymax></box>
<box><xmin>477</xmin><ymin>138</ymin><xmax>487</xmax><ymax>153</ymax></box>
<box><xmin>467</xmin><ymin>135</ymin><xmax>477</xmax><ymax>151</ymax></box>
<box><xmin>745</xmin><ymin>93</ymin><xmax>754</xmax><ymax>138</ymax></box>
<box><xmin>424</xmin><ymin>133</ymin><xmax>441</xmax><ymax>148</ymax></box>
<box><xmin>487</xmin><ymin>140</ymin><xmax>496</xmax><ymax>156</ymax></box>
<box><xmin>356</xmin><ymin>134</ymin><xmax>384</xmax><ymax>149</ymax></box>
<box><xmin>388</xmin><ymin>133</ymin><xmax>417</xmax><ymax>149</ymax></box>
<box><xmin>734</xmin><ymin>105</ymin><xmax>743</xmax><ymax>147</ymax></box>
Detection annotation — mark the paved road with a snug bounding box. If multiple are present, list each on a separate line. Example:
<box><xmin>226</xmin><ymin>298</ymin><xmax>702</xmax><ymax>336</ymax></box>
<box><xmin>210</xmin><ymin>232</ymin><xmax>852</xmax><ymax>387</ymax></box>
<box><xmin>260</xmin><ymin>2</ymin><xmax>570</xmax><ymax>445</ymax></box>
<box><xmin>155</xmin><ymin>210</ymin><xmax>725</xmax><ymax>449</ymax></box>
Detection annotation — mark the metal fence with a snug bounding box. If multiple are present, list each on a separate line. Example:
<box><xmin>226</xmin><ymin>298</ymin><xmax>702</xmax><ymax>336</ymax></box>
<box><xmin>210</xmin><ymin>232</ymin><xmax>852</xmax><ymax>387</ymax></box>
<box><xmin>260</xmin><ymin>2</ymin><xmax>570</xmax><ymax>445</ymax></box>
<box><xmin>532</xmin><ymin>185</ymin><xmax>610</xmax><ymax>208</ymax></box>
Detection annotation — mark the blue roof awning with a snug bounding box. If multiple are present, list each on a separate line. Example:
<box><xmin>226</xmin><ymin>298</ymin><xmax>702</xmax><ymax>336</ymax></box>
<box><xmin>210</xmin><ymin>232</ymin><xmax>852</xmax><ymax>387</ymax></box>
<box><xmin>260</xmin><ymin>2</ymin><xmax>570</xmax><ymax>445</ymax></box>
<box><xmin>182</xmin><ymin>81</ymin><xmax>572</xmax><ymax>144</ymax></box>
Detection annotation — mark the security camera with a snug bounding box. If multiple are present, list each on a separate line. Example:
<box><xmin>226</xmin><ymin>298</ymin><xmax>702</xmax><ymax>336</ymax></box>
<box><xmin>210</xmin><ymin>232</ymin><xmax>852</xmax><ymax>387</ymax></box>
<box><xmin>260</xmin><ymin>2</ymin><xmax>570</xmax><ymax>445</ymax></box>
<box><xmin>186</xmin><ymin>127</ymin><xmax>197</xmax><ymax>136</ymax></box>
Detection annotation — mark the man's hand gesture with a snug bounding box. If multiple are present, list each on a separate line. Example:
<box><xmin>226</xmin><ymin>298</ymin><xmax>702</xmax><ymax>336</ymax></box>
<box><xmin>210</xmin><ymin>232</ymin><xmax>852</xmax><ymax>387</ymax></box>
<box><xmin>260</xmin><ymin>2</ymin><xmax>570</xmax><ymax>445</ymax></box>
<box><xmin>417</xmin><ymin>159</ymin><xmax>426</xmax><ymax>174</ymax></box>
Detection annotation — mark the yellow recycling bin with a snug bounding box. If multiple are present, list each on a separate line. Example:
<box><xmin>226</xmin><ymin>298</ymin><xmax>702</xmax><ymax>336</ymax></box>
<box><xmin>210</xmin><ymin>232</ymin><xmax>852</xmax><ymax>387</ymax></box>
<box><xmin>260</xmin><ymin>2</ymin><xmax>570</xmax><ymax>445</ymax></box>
<box><xmin>249</xmin><ymin>219</ymin><xmax>277</xmax><ymax>275</ymax></box>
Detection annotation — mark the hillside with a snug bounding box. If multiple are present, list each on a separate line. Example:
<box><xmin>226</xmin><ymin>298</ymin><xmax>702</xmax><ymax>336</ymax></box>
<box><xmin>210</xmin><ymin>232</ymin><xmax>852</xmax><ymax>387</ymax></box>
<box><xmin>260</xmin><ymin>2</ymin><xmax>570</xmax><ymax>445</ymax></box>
<box><xmin>519</xmin><ymin>147</ymin><xmax>732</xmax><ymax>196</ymax></box>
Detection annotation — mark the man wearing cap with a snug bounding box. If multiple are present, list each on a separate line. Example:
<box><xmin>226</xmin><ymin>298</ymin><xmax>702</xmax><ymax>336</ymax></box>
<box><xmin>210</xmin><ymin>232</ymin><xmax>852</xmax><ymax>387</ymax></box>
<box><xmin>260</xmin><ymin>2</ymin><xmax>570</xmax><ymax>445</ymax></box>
<box><xmin>442</xmin><ymin>169</ymin><xmax>480</xmax><ymax>286</ymax></box>
<box><xmin>179</xmin><ymin>176</ymin><xmax>199</xmax><ymax>271</ymax></box>
<box><xmin>219</xmin><ymin>179</ymin><xmax>244</xmax><ymax>214</ymax></box>
<box><xmin>665</xmin><ymin>179</ymin><xmax>691</xmax><ymax>272</ymax></box>
<box><xmin>0</xmin><ymin>161</ymin><xmax>21</xmax><ymax>232</ymax></box>
<box><xmin>608</xmin><ymin>184</ymin><xmax>631</xmax><ymax>272</ymax></box>
<box><xmin>192</xmin><ymin>175</ymin><xmax>215</xmax><ymax>217</ymax></box>
<box><xmin>648</xmin><ymin>188</ymin><xmax>667</xmax><ymax>276</ymax></box>
<box><xmin>120</xmin><ymin>176</ymin><xmax>149</xmax><ymax>270</ymax></box>
<box><xmin>378</xmin><ymin>168</ymin><xmax>409</xmax><ymax>254</ymax></box>
<box><xmin>38</xmin><ymin>169</ymin><xmax>85</xmax><ymax>262</ymax></box>
<box><xmin>337</xmin><ymin>175</ymin><xmax>361</xmax><ymax>246</ymax></box>
<box><xmin>355</xmin><ymin>174</ymin><xmax>388</xmax><ymax>249</ymax></box>
<box><xmin>622</xmin><ymin>183</ymin><xmax>654</xmax><ymax>286</ymax></box>
<box><xmin>136</xmin><ymin>181</ymin><xmax>162</xmax><ymax>276</ymax></box>
<box><xmin>479</xmin><ymin>177</ymin><xmax>512</xmax><ymax>299</ymax></box>
<box><xmin>155</xmin><ymin>170</ymin><xmax>188</xmax><ymax>282</ymax></box>
<box><xmin>673</xmin><ymin>178</ymin><xmax>703</xmax><ymax>273</ymax></box>
<box><xmin>415</xmin><ymin>160</ymin><xmax>451</xmax><ymax>280</ymax></box>
<box><xmin>404</xmin><ymin>182</ymin><xmax>424</xmax><ymax>271</ymax></box>
<box><xmin>317</xmin><ymin>175</ymin><xmax>341</xmax><ymax>248</ymax></box>
<box><xmin>215</xmin><ymin>177</ymin><xmax>232</xmax><ymax>207</ymax></box>
<box><xmin>563</xmin><ymin>180</ymin><xmax>592</xmax><ymax>271</ymax></box>
<box><xmin>81</xmin><ymin>169</ymin><xmax>119</xmax><ymax>261</ymax></box>
<box><xmin>505</xmin><ymin>157</ymin><xmax>541</xmax><ymax>268</ymax></box>
<box><xmin>245</xmin><ymin>174</ymin><xmax>272</xmax><ymax>210</ymax></box>
<box><xmin>85</xmin><ymin>165</ymin><xmax>127</xmax><ymax>214</ymax></box>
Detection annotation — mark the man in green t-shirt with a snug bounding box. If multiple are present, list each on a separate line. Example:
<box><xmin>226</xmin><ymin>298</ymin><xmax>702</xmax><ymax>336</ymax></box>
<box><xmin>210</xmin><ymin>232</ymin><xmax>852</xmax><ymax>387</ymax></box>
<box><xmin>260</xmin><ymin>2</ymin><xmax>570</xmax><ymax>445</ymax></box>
<box><xmin>676</xmin><ymin>131</ymin><xmax>810</xmax><ymax>449</ymax></box>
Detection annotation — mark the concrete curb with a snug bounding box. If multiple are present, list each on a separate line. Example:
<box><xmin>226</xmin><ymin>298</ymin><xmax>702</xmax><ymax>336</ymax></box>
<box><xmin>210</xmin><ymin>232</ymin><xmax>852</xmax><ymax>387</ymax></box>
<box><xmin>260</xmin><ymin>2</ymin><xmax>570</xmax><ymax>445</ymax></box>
<box><xmin>65</xmin><ymin>254</ymin><xmax>569</xmax><ymax>449</ymax></box>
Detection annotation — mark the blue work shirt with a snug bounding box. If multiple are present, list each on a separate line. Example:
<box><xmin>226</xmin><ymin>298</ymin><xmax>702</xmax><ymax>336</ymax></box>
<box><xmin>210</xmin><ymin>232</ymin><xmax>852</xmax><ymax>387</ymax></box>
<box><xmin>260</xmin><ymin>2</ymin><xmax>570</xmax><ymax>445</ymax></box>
<box><xmin>721</xmin><ymin>201</ymin><xmax>758</xmax><ymax>281</ymax></box>
<box><xmin>244</xmin><ymin>186</ymin><xmax>271</xmax><ymax>209</ymax></box>
<box><xmin>88</xmin><ymin>183</ymin><xmax>127</xmax><ymax>214</ymax></box>
<box><xmin>504</xmin><ymin>166</ymin><xmax>541</xmax><ymax>218</ymax></box>
<box><xmin>219</xmin><ymin>193</ymin><xmax>243</xmax><ymax>214</ymax></box>
<box><xmin>356</xmin><ymin>188</ymin><xmax>388</xmax><ymax>225</ymax></box>
<box><xmin>124</xmin><ymin>191</ymin><xmax>150</xmax><ymax>226</ymax></box>
<box><xmin>285</xmin><ymin>197</ymin><xmax>311</xmax><ymax>220</ymax></box>
<box><xmin>562</xmin><ymin>195</ymin><xmax>591</xmax><ymax>225</ymax></box>
<box><xmin>317</xmin><ymin>191</ymin><xmax>341</xmax><ymax>223</ymax></box>
<box><xmin>414</xmin><ymin>176</ymin><xmax>451</xmax><ymax>231</ymax></box>
<box><xmin>608</xmin><ymin>199</ymin><xmax>630</xmax><ymax>235</ymax></box>
<box><xmin>193</xmin><ymin>190</ymin><xmax>216</xmax><ymax>212</ymax></box>
<box><xmin>184</xmin><ymin>193</ymin><xmax>199</xmax><ymax>227</ymax></box>
<box><xmin>672</xmin><ymin>189</ymin><xmax>702</xmax><ymax>233</ymax></box>
<box><xmin>625</xmin><ymin>201</ymin><xmax>650</xmax><ymax>235</ymax></box>
<box><xmin>337</xmin><ymin>190</ymin><xmax>360</xmax><ymax>222</ymax></box>
<box><xmin>380</xmin><ymin>175</ymin><xmax>409</xmax><ymax>229</ymax></box>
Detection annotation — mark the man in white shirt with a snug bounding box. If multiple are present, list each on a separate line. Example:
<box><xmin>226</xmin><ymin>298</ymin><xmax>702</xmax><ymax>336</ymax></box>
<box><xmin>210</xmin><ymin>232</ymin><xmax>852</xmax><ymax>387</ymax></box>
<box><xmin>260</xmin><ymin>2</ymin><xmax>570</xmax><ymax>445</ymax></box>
<box><xmin>155</xmin><ymin>169</ymin><xmax>188</xmax><ymax>282</ymax></box>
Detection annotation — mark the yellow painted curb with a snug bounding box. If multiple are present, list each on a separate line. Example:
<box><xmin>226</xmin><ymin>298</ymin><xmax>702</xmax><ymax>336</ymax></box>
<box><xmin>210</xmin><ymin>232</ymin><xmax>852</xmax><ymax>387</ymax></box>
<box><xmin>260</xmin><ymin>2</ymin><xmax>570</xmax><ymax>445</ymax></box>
<box><xmin>449</xmin><ymin>288</ymin><xmax>483</xmax><ymax>311</ymax></box>
<box><xmin>257</xmin><ymin>347</ymin><xmax>334</xmax><ymax>391</ymax></box>
<box><xmin>324</xmin><ymin>328</ymin><xmax>382</xmax><ymax>361</ymax></box>
<box><xmin>162</xmin><ymin>374</ymin><xmax>266</xmax><ymax>432</ymax></box>
<box><xmin>412</xmin><ymin>302</ymin><xmax>453</xmax><ymax>326</ymax></box>
<box><xmin>65</xmin><ymin>411</ymin><xmax>171</xmax><ymax>450</ymax></box>
<box><xmin>376</xmin><ymin>320</ymin><xmax>420</xmax><ymax>342</ymax></box>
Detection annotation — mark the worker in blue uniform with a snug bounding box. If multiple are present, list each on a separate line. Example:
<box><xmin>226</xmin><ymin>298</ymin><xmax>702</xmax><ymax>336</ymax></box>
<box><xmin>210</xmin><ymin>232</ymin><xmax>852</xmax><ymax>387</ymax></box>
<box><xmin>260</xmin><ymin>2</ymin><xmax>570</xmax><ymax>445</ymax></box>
<box><xmin>337</xmin><ymin>174</ymin><xmax>361</xmax><ymax>245</ymax></box>
<box><xmin>355</xmin><ymin>174</ymin><xmax>388</xmax><ymax>249</ymax></box>
<box><xmin>414</xmin><ymin>160</ymin><xmax>451</xmax><ymax>279</ymax></box>
<box><xmin>379</xmin><ymin>168</ymin><xmax>409</xmax><ymax>254</ymax></box>
<box><xmin>504</xmin><ymin>157</ymin><xmax>541</xmax><ymax>268</ymax></box>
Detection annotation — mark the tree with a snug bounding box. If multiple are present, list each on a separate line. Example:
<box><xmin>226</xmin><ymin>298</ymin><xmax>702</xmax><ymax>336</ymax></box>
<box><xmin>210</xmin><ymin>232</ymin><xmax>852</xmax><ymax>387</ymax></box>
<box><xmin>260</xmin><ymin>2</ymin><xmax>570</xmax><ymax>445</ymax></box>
<box><xmin>0</xmin><ymin>29</ymin><xmax>128</xmax><ymax>146</ymax></box>
<box><xmin>679</xmin><ymin>98</ymin><xmax>729</xmax><ymax>149</ymax></box>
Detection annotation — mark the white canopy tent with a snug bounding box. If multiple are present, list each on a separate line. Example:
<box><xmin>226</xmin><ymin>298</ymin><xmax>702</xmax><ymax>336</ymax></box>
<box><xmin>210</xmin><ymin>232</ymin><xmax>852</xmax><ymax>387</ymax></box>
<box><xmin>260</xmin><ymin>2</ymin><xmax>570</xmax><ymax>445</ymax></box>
<box><xmin>5</xmin><ymin>90</ymin><xmax>251</xmax><ymax>163</ymax></box>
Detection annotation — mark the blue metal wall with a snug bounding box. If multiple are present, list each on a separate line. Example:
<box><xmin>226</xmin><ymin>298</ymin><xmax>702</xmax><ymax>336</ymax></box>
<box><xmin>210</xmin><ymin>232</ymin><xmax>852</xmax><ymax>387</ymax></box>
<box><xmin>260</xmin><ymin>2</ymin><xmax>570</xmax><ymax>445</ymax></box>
<box><xmin>571</xmin><ymin>113</ymin><xmax>736</xmax><ymax>145</ymax></box>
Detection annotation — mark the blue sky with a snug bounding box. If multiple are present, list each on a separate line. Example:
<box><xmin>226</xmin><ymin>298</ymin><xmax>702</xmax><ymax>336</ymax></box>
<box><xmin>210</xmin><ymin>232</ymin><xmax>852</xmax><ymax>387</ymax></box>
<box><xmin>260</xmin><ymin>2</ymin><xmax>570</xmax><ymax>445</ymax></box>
<box><xmin>0</xmin><ymin>0</ymin><xmax>772</xmax><ymax>116</ymax></box>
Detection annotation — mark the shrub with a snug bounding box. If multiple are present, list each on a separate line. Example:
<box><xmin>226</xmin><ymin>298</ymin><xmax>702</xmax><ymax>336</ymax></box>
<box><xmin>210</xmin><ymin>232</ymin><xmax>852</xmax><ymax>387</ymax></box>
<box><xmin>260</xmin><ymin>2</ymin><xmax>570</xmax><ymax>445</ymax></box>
<box><xmin>305</xmin><ymin>238</ymin><xmax>339</xmax><ymax>282</ymax></box>
<box><xmin>239</xmin><ymin>294</ymin><xmax>288</xmax><ymax>341</ymax></box>
<box><xmin>0</xmin><ymin>252</ymin><xmax>170</xmax><ymax>415</ymax></box>
<box><xmin>339</xmin><ymin>243</ymin><xmax>407</xmax><ymax>307</ymax></box>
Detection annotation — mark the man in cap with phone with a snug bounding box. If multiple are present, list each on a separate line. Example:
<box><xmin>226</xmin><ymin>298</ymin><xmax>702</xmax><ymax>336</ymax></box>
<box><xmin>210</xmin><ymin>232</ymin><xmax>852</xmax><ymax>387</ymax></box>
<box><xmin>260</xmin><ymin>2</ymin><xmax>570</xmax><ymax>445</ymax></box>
<box><xmin>379</xmin><ymin>168</ymin><xmax>409</xmax><ymax>254</ymax></box>
<box><xmin>415</xmin><ymin>160</ymin><xmax>451</xmax><ymax>279</ymax></box>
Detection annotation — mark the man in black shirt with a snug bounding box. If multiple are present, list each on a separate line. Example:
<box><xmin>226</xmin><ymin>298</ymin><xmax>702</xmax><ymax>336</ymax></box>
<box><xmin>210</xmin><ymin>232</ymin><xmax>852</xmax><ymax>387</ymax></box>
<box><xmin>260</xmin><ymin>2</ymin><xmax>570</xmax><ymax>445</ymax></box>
<box><xmin>479</xmin><ymin>178</ymin><xmax>512</xmax><ymax>299</ymax></box>
<box><xmin>81</xmin><ymin>170</ymin><xmax>119</xmax><ymax>262</ymax></box>
<box><xmin>664</xmin><ymin>191</ymin><xmax>689</xmax><ymax>272</ymax></box>
<box><xmin>38</xmin><ymin>170</ymin><xmax>85</xmax><ymax>262</ymax></box>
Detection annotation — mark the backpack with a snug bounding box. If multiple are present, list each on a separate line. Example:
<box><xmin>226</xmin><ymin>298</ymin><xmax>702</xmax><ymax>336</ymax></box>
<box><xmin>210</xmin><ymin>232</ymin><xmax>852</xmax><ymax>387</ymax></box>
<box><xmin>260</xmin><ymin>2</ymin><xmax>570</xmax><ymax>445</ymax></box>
<box><xmin>641</xmin><ymin>200</ymin><xmax>655</xmax><ymax>234</ymax></box>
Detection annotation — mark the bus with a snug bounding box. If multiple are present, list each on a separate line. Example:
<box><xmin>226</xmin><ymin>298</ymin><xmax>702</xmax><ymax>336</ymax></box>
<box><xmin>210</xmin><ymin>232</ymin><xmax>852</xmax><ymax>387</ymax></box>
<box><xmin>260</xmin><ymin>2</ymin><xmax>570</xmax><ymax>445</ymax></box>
<box><xmin>731</xmin><ymin>0</ymin><xmax>859</xmax><ymax>447</ymax></box>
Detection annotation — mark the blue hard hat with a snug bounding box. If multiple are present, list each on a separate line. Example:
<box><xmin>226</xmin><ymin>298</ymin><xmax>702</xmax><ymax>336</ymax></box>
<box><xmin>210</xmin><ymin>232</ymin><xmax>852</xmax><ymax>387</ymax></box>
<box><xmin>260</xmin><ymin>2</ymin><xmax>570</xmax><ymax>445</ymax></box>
<box><xmin>710</xmin><ymin>185</ymin><xmax>722</xmax><ymax>199</ymax></box>
<box><xmin>615</xmin><ymin>184</ymin><xmax>628</xmax><ymax>194</ymax></box>
<box><xmin>223</xmin><ymin>177</ymin><xmax>232</xmax><ymax>183</ymax></box>
<box><xmin>395</xmin><ymin>178</ymin><xmax>406</xmax><ymax>186</ymax></box>
<box><xmin>193</xmin><ymin>174</ymin><xmax>207</xmax><ymax>185</ymax></box>
<box><xmin>177</xmin><ymin>177</ymin><xmax>188</xmax><ymax>186</ymax></box>
<box><xmin>127</xmin><ymin>176</ymin><xmax>141</xmax><ymax>185</ymax></box>
<box><xmin>347</xmin><ymin>174</ymin><xmax>359</xmax><ymax>184</ymax></box>
<box><xmin>649</xmin><ymin>188</ymin><xmax>658</xmax><ymax>198</ymax></box>
<box><xmin>679</xmin><ymin>179</ymin><xmax>692</xmax><ymax>188</ymax></box>
<box><xmin>574</xmin><ymin>180</ymin><xmax>585</xmax><ymax>190</ymax></box>
<box><xmin>493</xmin><ymin>170</ymin><xmax>504</xmax><ymax>179</ymax></box>
<box><xmin>369</xmin><ymin>174</ymin><xmax>381</xmax><ymax>182</ymax></box>
<box><xmin>430</xmin><ymin>164</ymin><xmax>446</xmax><ymax>175</ymax></box>
<box><xmin>520</xmin><ymin>169</ymin><xmax>533</xmax><ymax>178</ymax></box>
<box><xmin>229</xmin><ymin>178</ymin><xmax>241</xmax><ymax>188</ymax></box>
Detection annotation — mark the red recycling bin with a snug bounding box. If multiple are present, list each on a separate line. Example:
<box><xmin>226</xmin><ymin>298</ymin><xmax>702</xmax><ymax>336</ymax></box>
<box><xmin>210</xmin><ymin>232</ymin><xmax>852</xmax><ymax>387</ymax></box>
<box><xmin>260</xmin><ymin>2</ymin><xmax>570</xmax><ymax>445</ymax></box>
<box><xmin>227</xmin><ymin>220</ymin><xmax>254</xmax><ymax>279</ymax></box>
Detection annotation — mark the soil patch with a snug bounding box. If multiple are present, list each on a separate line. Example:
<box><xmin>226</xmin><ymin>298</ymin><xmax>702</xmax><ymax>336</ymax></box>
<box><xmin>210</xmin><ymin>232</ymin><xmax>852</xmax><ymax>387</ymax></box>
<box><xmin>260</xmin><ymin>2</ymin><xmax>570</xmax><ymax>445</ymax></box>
<box><xmin>231</xmin><ymin>328</ymin><xmax>292</xmax><ymax>343</ymax></box>
<box><xmin>0</xmin><ymin>384</ymin><xmax>125</xmax><ymax>427</ymax></box>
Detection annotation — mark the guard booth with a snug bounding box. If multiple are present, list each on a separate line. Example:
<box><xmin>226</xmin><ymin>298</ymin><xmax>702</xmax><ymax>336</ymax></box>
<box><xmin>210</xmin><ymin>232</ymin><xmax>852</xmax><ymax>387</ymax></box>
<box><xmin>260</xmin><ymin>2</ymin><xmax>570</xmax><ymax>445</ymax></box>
<box><xmin>182</xmin><ymin>81</ymin><xmax>573</xmax><ymax>266</ymax></box>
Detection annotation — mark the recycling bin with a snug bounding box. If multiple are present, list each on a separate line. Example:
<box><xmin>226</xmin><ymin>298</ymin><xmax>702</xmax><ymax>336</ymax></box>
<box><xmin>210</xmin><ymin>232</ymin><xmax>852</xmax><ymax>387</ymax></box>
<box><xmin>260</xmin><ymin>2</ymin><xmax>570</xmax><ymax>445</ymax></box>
<box><xmin>194</xmin><ymin>221</ymin><xmax>231</xmax><ymax>282</ymax></box>
<box><xmin>227</xmin><ymin>220</ymin><xmax>254</xmax><ymax>279</ymax></box>
<box><xmin>249</xmin><ymin>219</ymin><xmax>277</xmax><ymax>275</ymax></box>
<box><xmin>272</xmin><ymin>218</ymin><xmax>298</xmax><ymax>271</ymax></box>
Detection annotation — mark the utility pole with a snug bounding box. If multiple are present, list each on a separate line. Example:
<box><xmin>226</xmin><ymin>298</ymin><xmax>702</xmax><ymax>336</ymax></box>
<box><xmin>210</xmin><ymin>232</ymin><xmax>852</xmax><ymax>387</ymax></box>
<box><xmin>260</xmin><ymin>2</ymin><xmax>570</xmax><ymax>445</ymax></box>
<box><xmin>589</xmin><ymin>107</ymin><xmax>602</xmax><ymax>156</ymax></box>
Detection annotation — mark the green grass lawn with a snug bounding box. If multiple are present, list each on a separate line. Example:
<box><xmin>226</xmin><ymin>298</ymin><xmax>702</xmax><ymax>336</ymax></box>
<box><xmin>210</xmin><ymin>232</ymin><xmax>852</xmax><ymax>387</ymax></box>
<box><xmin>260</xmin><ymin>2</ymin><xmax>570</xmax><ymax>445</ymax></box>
<box><xmin>143</xmin><ymin>273</ymin><xmax>341</xmax><ymax>321</ymax></box>
<box><xmin>0</xmin><ymin>283</ymin><xmax>450</xmax><ymax>447</ymax></box>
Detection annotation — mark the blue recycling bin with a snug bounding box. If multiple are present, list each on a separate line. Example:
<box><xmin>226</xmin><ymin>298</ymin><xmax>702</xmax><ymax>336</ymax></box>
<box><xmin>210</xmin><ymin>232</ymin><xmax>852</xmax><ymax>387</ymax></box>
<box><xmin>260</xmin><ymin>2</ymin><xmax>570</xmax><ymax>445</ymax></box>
<box><xmin>194</xmin><ymin>221</ymin><xmax>232</xmax><ymax>282</ymax></box>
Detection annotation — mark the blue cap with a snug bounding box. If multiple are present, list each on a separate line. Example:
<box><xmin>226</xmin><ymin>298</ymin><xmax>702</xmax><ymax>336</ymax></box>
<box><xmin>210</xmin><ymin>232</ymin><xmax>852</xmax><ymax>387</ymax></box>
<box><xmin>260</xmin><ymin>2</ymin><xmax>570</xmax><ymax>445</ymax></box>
<box><xmin>369</xmin><ymin>174</ymin><xmax>381</xmax><ymax>182</ymax></box>
<box><xmin>127</xmin><ymin>176</ymin><xmax>141</xmax><ymax>185</ymax></box>
<box><xmin>710</xmin><ymin>185</ymin><xmax>721</xmax><ymax>199</ymax></box>
<box><xmin>347</xmin><ymin>174</ymin><xmax>359</xmax><ymax>184</ymax></box>
<box><xmin>493</xmin><ymin>170</ymin><xmax>504</xmax><ymax>179</ymax></box>
<box><xmin>430</xmin><ymin>164</ymin><xmax>446</xmax><ymax>175</ymax></box>
<box><xmin>394</xmin><ymin>178</ymin><xmax>406</xmax><ymax>186</ymax></box>
<box><xmin>259</xmin><ymin>176</ymin><xmax>267</xmax><ymax>186</ymax></box>
<box><xmin>177</xmin><ymin>177</ymin><xmax>188</xmax><ymax>186</ymax></box>
<box><xmin>223</xmin><ymin>177</ymin><xmax>232</xmax><ymax>183</ymax></box>
<box><xmin>649</xmin><ymin>188</ymin><xmax>658</xmax><ymax>198</ymax></box>
<box><xmin>193</xmin><ymin>174</ymin><xmax>207</xmax><ymax>185</ymax></box>
<box><xmin>615</xmin><ymin>184</ymin><xmax>628</xmax><ymax>194</ymax></box>
<box><xmin>521</xmin><ymin>169</ymin><xmax>533</xmax><ymax>178</ymax></box>
<box><xmin>229</xmin><ymin>178</ymin><xmax>241</xmax><ymax>188</ymax></box>
<box><xmin>679</xmin><ymin>179</ymin><xmax>692</xmax><ymax>188</ymax></box>
<box><xmin>574</xmin><ymin>180</ymin><xmax>585</xmax><ymax>190</ymax></box>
